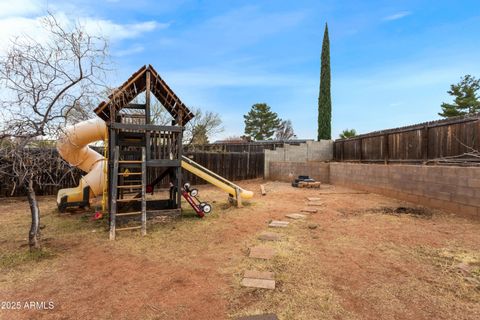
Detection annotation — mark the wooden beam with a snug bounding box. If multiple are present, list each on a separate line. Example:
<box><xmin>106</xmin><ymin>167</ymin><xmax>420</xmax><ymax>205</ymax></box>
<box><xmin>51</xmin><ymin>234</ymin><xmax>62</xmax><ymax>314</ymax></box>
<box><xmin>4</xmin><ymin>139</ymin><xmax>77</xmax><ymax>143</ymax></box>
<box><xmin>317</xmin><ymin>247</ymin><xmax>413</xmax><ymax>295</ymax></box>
<box><xmin>111</xmin><ymin>123</ymin><xmax>182</xmax><ymax>132</ymax></box>
<box><xmin>145</xmin><ymin>70</ymin><xmax>151</xmax><ymax>123</ymax></box>
<box><xmin>147</xmin><ymin>159</ymin><xmax>181</xmax><ymax>167</ymax></box>
<box><xmin>124</xmin><ymin>103</ymin><xmax>146</xmax><ymax>109</ymax></box>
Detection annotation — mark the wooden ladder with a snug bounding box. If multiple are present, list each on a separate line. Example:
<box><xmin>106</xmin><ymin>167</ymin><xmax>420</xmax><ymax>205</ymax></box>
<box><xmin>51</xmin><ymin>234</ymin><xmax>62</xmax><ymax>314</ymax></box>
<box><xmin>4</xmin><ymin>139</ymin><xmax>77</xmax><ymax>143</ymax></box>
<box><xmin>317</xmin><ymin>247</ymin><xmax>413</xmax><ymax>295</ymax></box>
<box><xmin>109</xmin><ymin>146</ymin><xmax>147</xmax><ymax>240</ymax></box>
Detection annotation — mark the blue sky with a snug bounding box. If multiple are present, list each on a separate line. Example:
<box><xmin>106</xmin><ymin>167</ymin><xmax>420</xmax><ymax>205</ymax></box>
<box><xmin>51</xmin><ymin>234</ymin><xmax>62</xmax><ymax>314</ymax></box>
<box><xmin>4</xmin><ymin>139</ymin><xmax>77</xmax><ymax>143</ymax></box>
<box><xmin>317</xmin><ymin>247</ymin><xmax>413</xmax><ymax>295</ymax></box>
<box><xmin>1</xmin><ymin>0</ymin><xmax>480</xmax><ymax>140</ymax></box>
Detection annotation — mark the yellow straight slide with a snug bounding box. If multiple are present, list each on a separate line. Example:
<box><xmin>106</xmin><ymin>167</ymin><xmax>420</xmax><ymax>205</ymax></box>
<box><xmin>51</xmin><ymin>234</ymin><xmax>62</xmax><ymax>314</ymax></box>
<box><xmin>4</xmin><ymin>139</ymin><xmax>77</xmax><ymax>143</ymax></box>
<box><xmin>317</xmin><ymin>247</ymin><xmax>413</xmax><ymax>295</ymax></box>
<box><xmin>181</xmin><ymin>156</ymin><xmax>254</xmax><ymax>199</ymax></box>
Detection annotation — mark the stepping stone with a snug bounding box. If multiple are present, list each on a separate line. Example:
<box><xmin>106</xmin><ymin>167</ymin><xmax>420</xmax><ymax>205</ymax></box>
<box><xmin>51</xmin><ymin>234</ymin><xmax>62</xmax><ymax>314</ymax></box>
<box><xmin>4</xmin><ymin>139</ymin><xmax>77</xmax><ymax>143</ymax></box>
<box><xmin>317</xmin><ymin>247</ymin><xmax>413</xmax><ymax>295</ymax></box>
<box><xmin>301</xmin><ymin>208</ymin><xmax>318</xmax><ymax>213</ymax></box>
<box><xmin>285</xmin><ymin>213</ymin><xmax>307</xmax><ymax>220</ymax></box>
<box><xmin>236</xmin><ymin>314</ymin><xmax>279</xmax><ymax>320</ymax></box>
<box><xmin>249</xmin><ymin>246</ymin><xmax>276</xmax><ymax>259</ymax></box>
<box><xmin>268</xmin><ymin>220</ymin><xmax>289</xmax><ymax>228</ymax></box>
<box><xmin>307</xmin><ymin>197</ymin><xmax>322</xmax><ymax>201</ymax></box>
<box><xmin>258</xmin><ymin>232</ymin><xmax>282</xmax><ymax>241</ymax></box>
<box><xmin>241</xmin><ymin>278</ymin><xmax>275</xmax><ymax>290</ymax></box>
<box><xmin>307</xmin><ymin>202</ymin><xmax>324</xmax><ymax>206</ymax></box>
<box><xmin>244</xmin><ymin>270</ymin><xmax>275</xmax><ymax>280</ymax></box>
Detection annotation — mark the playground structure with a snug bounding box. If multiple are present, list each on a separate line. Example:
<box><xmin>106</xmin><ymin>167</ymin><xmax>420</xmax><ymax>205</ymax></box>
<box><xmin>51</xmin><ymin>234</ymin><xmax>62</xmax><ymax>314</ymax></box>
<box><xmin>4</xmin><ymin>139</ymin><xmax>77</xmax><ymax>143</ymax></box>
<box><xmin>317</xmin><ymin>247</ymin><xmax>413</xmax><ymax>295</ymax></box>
<box><xmin>56</xmin><ymin>65</ymin><xmax>253</xmax><ymax>239</ymax></box>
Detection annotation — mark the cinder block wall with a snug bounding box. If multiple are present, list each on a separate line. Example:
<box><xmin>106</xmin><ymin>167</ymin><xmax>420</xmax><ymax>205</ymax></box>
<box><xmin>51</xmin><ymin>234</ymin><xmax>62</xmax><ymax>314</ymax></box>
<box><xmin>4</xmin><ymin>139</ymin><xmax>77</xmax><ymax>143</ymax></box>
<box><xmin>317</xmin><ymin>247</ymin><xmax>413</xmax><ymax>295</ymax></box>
<box><xmin>330</xmin><ymin>163</ymin><xmax>480</xmax><ymax>219</ymax></box>
<box><xmin>269</xmin><ymin>161</ymin><xmax>330</xmax><ymax>183</ymax></box>
<box><xmin>264</xmin><ymin>140</ymin><xmax>333</xmax><ymax>178</ymax></box>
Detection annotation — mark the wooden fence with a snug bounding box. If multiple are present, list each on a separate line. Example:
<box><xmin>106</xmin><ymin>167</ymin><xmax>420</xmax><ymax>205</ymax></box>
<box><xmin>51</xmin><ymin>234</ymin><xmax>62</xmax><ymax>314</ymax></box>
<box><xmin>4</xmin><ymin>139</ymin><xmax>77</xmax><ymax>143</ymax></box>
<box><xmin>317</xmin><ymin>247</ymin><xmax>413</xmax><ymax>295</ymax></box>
<box><xmin>0</xmin><ymin>149</ymin><xmax>264</xmax><ymax>197</ymax></box>
<box><xmin>185</xmin><ymin>140</ymin><xmax>312</xmax><ymax>153</ymax></box>
<box><xmin>183</xmin><ymin>152</ymin><xmax>264</xmax><ymax>185</ymax></box>
<box><xmin>334</xmin><ymin>114</ymin><xmax>480</xmax><ymax>165</ymax></box>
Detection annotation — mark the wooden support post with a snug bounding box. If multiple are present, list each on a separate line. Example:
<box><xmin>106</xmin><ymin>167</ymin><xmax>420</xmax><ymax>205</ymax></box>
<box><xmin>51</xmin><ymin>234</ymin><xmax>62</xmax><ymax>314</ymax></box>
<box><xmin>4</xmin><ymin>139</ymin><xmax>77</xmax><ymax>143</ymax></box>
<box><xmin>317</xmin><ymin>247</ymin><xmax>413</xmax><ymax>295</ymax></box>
<box><xmin>145</xmin><ymin>70</ymin><xmax>151</xmax><ymax>161</ymax></box>
<box><xmin>236</xmin><ymin>187</ymin><xmax>243</xmax><ymax>208</ymax></box>
<box><xmin>176</xmin><ymin>110</ymin><xmax>183</xmax><ymax>212</ymax></box>
<box><xmin>141</xmin><ymin>147</ymin><xmax>147</xmax><ymax>236</ymax></box>
<box><xmin>260</xmin><ymin>184</ymin><xmax>267</xmax><ymax>196</ymax></box>
<box><xmin>109</xmin><ymin>146</ymin><xmax>119</xmax><ymax>240</ymax></box>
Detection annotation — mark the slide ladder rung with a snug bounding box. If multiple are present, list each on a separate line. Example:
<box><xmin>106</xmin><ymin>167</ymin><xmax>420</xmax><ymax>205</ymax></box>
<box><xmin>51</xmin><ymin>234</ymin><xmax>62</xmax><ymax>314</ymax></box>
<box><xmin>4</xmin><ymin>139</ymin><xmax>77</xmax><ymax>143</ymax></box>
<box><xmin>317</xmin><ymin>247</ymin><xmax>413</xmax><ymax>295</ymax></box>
<box><xmin>109</xmin><ymin>146</ymin><xmax>148</xmax><ymax>240</ymax></box>
<box><xmin>117</xmin><ymin>185</ymin><xmax>142</xmax><ymax>189</ymax></box>
<box><xmin>117</xmin><ymin>198</ymin><xmax>142</xmax><ymax>203</ymax></box>
<box><xmin>116</xmin><ymin>211</ymin><xmax>142</xmax><ymax>217</ymax></box>
<box><xmin>118</xmin><ymin>172</ymin><xmax>142</xmax><ymax>176</ymax></box>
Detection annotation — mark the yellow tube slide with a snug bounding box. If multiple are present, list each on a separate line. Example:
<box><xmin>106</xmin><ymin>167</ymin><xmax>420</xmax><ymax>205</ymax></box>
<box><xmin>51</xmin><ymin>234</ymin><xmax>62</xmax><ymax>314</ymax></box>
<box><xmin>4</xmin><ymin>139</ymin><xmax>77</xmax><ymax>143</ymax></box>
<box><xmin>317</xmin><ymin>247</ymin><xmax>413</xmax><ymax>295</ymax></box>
<box><xmin>181</xmin><ymin>156</ymin><xmax>254</xmax><ymax>199</ymax></box>
<box><xmin>56</xmin><ymin>118</ymin><xmax>107</xmax><ymax>205</ymax></box>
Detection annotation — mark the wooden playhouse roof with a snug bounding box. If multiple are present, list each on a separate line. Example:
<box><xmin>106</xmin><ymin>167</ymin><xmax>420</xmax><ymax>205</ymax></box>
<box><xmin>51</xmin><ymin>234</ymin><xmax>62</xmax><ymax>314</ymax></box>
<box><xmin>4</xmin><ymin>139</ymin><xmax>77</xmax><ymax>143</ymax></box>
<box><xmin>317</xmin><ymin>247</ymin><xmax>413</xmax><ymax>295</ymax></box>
<box><xmin>94</xmin><ymin>65</ymin><xmax>194</xmax><ymax>124</ymax></box>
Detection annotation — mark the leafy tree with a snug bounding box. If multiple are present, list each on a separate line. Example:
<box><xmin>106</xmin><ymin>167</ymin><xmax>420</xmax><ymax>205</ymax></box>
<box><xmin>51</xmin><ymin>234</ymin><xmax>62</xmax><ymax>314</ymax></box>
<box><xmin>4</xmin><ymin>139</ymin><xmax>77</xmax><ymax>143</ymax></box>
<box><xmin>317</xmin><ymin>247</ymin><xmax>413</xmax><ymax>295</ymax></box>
<box><xmin>318</xmin><ymin>23</ymin><xmax>332</xmax><ymax>140</ymax></box>
<box><xmin>275</xmin><ymin>120</ymin><xmax>296</xmax><ymax>140</ymax></box>
<box><xmin>439</xmin><ymin>75</ymin><xmax>480</xmax><ymax>117</ymax></box>
<box><xmin>244</xmin><ymin>103</ymin><xmax>281</xmax><ymax>140</ymax></box>
<box><xmin>339</xmin><ymin>128</ymin><xmax>357</xmax><ymax>139</ymax></box>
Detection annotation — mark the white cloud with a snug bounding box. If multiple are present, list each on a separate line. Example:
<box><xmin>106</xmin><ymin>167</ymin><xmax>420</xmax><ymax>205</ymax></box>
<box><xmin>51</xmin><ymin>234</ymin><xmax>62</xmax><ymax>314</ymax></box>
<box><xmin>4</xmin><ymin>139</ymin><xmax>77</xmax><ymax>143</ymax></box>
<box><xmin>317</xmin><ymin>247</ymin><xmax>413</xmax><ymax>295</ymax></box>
<box><xmin>382</xmin><ymin>11</ymin><xmax>412</xmax><ymax>21</ymax></box>
<box><xmin>0</xmin><ymin>0</ymin><xmax>41</xmax><ymax>18</ymax></box>
<box><xmin>0</xmin><ymin>11</ymin><xmax>168</xmax><ymax>53</ymax></box>
<box><xmin>82</xmin><ymin>19</ymin><xmax>167</xmax><ymax>41</ymax></box>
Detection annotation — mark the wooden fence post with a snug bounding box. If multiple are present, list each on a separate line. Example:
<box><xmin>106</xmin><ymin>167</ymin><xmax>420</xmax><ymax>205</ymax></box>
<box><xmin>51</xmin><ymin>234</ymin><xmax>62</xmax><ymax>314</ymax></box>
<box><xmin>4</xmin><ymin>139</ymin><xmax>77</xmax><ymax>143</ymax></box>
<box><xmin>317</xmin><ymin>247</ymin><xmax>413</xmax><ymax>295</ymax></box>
<box><xmin>383</xmin><ymin>134</ymin><xmax>389</xmax><ymax>164</ymax></box>
<box><xmin>422</xmin><ymin>125</ymin><xmax>429</xmax><ymax>162</ymax></box>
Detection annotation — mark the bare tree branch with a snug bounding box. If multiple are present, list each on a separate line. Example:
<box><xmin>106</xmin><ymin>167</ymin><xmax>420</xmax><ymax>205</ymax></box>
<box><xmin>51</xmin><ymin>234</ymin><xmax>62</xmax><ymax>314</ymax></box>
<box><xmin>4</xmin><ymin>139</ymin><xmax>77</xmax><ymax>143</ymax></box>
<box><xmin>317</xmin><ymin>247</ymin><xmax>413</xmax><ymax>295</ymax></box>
<box><xmin>0</xmin><ymin>12</ymin><xmax>110</xmax><ymax>250</ymax></box>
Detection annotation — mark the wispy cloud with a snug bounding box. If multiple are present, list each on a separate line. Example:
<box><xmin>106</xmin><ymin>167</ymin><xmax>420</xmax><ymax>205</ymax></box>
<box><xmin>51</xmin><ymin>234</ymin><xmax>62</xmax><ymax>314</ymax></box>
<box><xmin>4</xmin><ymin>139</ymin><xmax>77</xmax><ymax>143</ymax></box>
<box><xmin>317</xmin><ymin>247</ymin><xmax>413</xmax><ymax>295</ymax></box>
<box><xmin>0</xmin><ymin>11</ymin><xmax>168</xmax><ymax>53</ymax></box>
<box><xmin>382</xmin><ymin>11</ymin><xmax>412</xmax><ymax>21</ymax></box>
<box><xmin>0</xmin><ymin>0</ymin><xmax>41</xmax><ymax>18</ymax></box>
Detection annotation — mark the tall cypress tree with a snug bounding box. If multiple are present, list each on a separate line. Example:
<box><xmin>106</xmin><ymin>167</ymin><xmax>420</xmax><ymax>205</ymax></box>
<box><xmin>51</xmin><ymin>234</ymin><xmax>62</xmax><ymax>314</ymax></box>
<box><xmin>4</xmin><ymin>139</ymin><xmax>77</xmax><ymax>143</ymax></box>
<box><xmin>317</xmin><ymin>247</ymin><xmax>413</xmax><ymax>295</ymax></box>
<box><xmin>318</xmin><ymin>23</ymin><xmax>331</xmax><ymax>140</ymax></box>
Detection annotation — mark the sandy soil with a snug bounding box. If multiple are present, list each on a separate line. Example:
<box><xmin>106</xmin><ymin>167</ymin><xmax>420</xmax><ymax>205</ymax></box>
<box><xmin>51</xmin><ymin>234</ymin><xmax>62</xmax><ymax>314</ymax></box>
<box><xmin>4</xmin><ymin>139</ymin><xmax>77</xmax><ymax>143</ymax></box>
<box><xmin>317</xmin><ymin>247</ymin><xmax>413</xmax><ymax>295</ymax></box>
<box><xmin>0</xmin><ymin>180</ymin><xmax>479</xmax><ymax>319</ymax></box>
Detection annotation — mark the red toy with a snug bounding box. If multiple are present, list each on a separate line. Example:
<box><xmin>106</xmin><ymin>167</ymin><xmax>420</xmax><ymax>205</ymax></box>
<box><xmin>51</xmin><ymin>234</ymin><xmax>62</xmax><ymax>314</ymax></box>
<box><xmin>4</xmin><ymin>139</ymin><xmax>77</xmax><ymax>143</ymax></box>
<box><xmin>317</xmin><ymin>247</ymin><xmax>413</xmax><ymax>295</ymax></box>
<box><xmin>182</xmin><ymin>183</ymin><xmax>212</xmax><ymax>218</ymax></box>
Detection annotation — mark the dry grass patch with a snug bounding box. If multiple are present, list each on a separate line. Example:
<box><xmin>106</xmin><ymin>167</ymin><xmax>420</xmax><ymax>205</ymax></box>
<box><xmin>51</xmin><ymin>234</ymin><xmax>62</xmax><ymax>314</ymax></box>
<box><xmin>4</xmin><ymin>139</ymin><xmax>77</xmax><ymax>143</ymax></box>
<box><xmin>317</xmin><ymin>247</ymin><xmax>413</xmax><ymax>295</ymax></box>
<box><xmin>225</xmin><ymin>219</ymin><xmax>353</xmax><ymax>320</ymax></box>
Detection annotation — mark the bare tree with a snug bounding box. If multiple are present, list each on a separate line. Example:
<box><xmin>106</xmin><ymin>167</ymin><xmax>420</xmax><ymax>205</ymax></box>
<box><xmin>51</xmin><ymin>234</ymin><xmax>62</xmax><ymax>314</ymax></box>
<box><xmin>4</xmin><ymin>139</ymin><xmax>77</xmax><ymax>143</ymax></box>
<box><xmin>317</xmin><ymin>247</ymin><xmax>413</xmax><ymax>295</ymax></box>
<box><xmin>183</xmin><ymin>108</ymin><xmax>223</xmax><ymax>146</ymax></box>
<box><xmin>0</xmin><ymin>13</ymin><xmax>109</xmax><ymax>250</ymax></box>
<box><xmin>275</xmin><ymin>120</ymin><xmax>296</xmax><ymax>141</ymax></box>
<box><xmin>149</xmin><ymin>102</ymin><xmax>223</xmax><ymax>146</ymax></box>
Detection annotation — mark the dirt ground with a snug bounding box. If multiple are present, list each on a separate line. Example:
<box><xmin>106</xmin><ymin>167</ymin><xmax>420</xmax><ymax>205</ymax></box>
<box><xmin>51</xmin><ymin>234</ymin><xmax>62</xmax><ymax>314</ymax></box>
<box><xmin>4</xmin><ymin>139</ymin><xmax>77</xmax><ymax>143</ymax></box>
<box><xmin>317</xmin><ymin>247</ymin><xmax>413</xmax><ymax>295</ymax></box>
<box><xmin>0</xmin><ymin>180</ymin><xmax>479</xmax><ymax>320</ymax></box>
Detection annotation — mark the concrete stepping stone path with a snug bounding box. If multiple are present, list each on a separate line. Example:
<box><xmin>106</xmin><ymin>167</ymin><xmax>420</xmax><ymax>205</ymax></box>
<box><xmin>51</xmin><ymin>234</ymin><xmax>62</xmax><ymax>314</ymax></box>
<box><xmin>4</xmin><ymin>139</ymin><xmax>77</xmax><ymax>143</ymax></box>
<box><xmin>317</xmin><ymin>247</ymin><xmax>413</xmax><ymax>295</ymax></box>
<box><xmin>241</xmin><ymin>278</ymin><xmax>275</xmax><ymax>289</ymax></box>
<box><xmin>307</xmin><ymin>202</ymin><xmax>324</xmax><ymax>206</ymax></box>
<box><xmin>241</xmin><ymin>270</ymin><xmax>275</xmax><ymax>289</ymax></box>
<box><xmin>268</xmin><ymin>220</ymin><xmax>289</xmax><ymax>228</ymax></box>
<box><xmin>244</xmin><ymin>270</ymin><xmax>275</xmax><ymax>280</ymax></box>
<box><xmin>249</xmin><ymin>246</ymin><xmax>276</xmax><ymax>259</ymax></box>
<box><xmin>285</xmin><ymin>213</ymin><xmax>307</xmax><ymax>220</ymax></box>
<box><xmin>301</xmin><ymin>208</ymin><xmax>318</xmax><ymax>213</ymax></box>
<box><xmin>258</xmin><ymin>232</ymin><xmax>282</xmax><ymax>241</ymax></box>
<box><xmin>236</xmin><ymin>314</ymin><xmax>279</xmax><ymax>320</ymax></box>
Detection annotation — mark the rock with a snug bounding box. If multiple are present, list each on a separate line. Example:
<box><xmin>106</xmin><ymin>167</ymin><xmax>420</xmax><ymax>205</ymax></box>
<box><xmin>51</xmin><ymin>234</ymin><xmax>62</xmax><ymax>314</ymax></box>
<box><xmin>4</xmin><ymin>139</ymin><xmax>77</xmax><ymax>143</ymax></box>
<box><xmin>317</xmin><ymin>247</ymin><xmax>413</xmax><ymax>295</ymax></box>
<box><xmin>308</xmin><ymin>224</ymin><xmax>318</xmax><ymax>229</ymax></box>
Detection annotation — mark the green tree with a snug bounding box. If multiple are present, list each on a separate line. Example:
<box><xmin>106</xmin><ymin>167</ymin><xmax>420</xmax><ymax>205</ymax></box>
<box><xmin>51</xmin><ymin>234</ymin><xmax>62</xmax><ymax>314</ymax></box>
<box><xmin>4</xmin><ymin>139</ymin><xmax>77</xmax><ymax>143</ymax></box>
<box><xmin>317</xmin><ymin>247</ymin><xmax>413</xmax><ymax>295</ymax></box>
<box><xmin>339</xmin><ymin>128</ymin><xmax>357</xmax><ymax>139</ymax></box>
<box><xmin>439</xmin><ymin>75</ymin><xmax>480</xmax><ymax>118</ymax></box>
<box><xmin>244</xmin><ymin>103</ymin><xmax>281</xmax><ymax>140</ymax></box>
<box><xmin>318</xmin><ymin>23</ymin><xmax>332</xmax><ymax>140</ymax></box>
